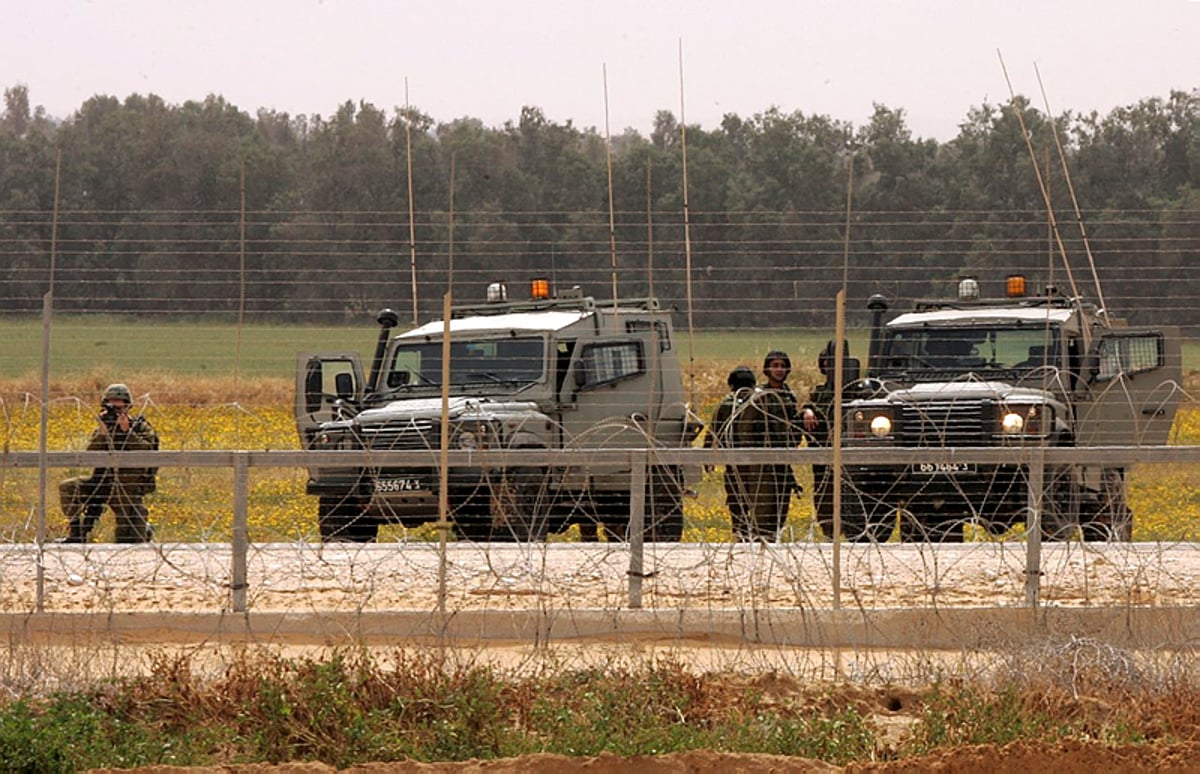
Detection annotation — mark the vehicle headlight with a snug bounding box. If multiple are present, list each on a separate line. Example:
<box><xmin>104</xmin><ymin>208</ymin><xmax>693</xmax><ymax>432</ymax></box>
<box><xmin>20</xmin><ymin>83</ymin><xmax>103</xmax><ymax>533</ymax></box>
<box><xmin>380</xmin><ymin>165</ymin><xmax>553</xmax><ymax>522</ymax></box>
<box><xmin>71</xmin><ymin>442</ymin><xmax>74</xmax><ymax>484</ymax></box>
<box><xmin>314</xmin><ymin>430</ymin><xmax>342</xmax><ymax>448</ymax></box>
<box><xmin>849</xmin><ymin>408</ymin><xmax>893</xmax><ymax>440</ymax></box>
<box><xmin>1000</xmin><ymin>404</ymin><xmax>1045</xmax><ymax>435</ymax></box>
<box><xmin>454</xmin><ymin>421</ymin><xmax>494</xmax><ymax>450</ymax></box>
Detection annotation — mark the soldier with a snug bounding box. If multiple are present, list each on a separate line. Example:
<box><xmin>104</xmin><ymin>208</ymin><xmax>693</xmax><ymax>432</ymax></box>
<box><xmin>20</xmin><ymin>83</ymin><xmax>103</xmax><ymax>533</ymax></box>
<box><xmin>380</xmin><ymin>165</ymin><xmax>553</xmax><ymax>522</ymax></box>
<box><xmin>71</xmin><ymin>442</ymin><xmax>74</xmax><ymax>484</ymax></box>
<box><xmin>58</xmin><ymin>383</ymin><xmax>158</xmax><ymax>543</ymax></box>
<box><xmin>708</xmin><ymin>365</ymin><xmax>758</xmax><ymax>539</ymax></box>
<box><xmin>803</xmin><ymin>342</ymin><xmax>839</xmax><ymax>536</ymax></box>
<box><xmin>725</xmin><ymin>351</ymin><xmax>802</xmax><ymax>541</ymax></box>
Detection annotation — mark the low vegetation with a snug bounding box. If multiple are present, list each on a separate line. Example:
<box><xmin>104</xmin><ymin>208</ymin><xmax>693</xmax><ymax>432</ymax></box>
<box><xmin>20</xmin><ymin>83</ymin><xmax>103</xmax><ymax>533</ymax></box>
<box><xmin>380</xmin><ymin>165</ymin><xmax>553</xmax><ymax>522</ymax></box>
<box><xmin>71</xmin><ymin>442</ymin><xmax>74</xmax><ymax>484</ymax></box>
<box><xmin>1</xmin><ymin>646</ymin><xmax>1197</xmax><ymax>770</ymax></box>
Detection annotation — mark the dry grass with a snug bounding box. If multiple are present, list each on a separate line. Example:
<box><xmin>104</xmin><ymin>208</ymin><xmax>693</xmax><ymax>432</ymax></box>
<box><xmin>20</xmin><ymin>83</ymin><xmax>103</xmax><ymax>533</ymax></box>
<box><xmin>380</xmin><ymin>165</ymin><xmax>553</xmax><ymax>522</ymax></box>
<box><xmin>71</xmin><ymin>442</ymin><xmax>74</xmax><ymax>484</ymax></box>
<box><xmin>0</xmin><ymin>369</ymin><xmax>292</xmax><ymax>408</ymax></box>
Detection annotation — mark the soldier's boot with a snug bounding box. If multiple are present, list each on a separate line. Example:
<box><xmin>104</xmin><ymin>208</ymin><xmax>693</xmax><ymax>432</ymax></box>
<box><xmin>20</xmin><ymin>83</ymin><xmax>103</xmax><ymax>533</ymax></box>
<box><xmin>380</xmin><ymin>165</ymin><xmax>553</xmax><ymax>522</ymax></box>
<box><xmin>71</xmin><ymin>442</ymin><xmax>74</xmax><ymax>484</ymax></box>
<box><xmin>114</xmin><ymin>503</ymin><xmax>153</xmax><ymax>544</ymax></box>
<box><xmin>58</xmin><ymin>505</ymin><xmax>103</xmax><ymax>543</ymax></box>
<box><xmin>730</xmin><ymin>509</ymin><xmax>755</xmax><ymax>542</ymax></box>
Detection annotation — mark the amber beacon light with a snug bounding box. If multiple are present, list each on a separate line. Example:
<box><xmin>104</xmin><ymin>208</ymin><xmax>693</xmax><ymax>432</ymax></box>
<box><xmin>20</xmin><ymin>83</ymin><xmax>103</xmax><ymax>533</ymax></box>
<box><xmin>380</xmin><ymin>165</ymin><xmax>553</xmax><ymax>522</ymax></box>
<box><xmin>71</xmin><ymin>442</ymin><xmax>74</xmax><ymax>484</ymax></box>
<box><xmin>530</xmin><ymin>277</ymin><xmax>551</xmax><ymax>300</ymax></box>
<box><xmin>1006</xmin><ymin>274</ymin><xmax>1027</xmax><ymax>298</ymax></box>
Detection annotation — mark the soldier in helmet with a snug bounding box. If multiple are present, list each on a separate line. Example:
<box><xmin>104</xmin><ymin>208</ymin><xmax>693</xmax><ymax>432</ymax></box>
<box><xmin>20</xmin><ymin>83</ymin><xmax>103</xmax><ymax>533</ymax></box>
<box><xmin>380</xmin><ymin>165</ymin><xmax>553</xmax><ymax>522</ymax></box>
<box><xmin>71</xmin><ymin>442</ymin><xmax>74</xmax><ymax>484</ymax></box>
<box><xmin>707</xmin><ymin>365</ymin><xmax>758</xmax><ymax>537</ymax></box>
<box><xmin>724</xmin><ymin>351</ymin><xmax>802</xmax><ymax>540</ymax></box>
<box><xmin>58</xmin><ymin>383</ymin><xmax>158</xmax><ymax>543</ymax></box>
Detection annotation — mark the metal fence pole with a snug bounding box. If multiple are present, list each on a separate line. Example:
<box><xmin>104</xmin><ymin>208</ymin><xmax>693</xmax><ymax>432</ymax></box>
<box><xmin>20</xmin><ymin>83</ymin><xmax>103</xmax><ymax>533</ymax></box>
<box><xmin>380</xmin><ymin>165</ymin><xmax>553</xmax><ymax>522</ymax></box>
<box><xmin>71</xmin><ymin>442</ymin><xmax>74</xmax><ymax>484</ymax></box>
<box><xmin>1025</xmin><ymin>451</ymin><xmax>1044</xmax><ymax>608</ymax></box>
<box><xmin>231</xmin><ymin>452</ymin><xmax>249</xmax><ymax>613</ymax></box>
<box><xmin>627</xmin><ymin>452</ymin><xmax>647</xmax><ymax>609</ymax></box>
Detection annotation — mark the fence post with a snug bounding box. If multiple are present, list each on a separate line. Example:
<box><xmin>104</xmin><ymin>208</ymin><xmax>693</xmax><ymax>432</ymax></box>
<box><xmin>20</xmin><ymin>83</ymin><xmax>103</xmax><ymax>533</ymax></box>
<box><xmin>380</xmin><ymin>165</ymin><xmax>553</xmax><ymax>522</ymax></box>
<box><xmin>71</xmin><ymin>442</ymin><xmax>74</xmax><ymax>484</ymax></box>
<box><xmin>231</xmin><ymin>452</ymin><xmax>249</xmax><ymax>613</ymax></box>
<box><xmin>627</xmin><ymin>452</ymin><xmax>647</xmax><ymax>609</ymax></box>
<box><xmin>1025</xmin><ymin>451</ymin><xmax>1043</xmax><ymax>608</ymax></box>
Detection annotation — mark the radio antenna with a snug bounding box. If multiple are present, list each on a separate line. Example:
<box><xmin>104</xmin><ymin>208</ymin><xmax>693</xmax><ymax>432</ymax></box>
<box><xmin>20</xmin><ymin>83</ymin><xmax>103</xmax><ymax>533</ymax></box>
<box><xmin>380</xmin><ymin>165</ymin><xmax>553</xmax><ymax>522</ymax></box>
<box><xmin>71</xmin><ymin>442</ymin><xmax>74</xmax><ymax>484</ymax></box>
<box><xmin>1034</xmin><ymin>63</ymin><xmax>1112</xmax><ymax>326</ymax></box>
<box><xmin>436</xmin><ymin>152</ymin><xmax>456</xmax><ymax>616</ymax></box>
<box><xmin>603</xmin><ymin>64</ymin><xmax>619</xmax><ymax>309</ymax></box>
<box><xmin>404</xmin><ymin>78</ymin><xmax>420</xmax><ymax>325</ymax></box>
<box><xmin>997</xmin><ymin>50</ymin><xmax>1090</xmax><ymax>347</ymax></box>
<box><xmin>678</xmin><ymin>39</ymin><xmax>696</xmax><ymax>404</ymax></box>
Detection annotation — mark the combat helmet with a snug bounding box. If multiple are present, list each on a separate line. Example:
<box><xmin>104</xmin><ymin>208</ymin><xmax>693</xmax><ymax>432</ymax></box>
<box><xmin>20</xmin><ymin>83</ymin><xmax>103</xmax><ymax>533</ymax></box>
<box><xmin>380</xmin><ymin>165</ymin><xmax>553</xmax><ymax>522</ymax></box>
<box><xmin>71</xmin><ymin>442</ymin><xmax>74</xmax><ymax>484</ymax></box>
<box><xmin>762</xmin><ymin>350</ymin><xmax>791</xmax><ymax>374</ymax></box>
<box><xmin>727</xmin><ymin>366</ymin><xmax>756</xmax><ymax>390</ymax></box>
<box><xmin>102</xmin><ymin>383</ymin><xmax>133</xmax><ymax>403</ymax></box>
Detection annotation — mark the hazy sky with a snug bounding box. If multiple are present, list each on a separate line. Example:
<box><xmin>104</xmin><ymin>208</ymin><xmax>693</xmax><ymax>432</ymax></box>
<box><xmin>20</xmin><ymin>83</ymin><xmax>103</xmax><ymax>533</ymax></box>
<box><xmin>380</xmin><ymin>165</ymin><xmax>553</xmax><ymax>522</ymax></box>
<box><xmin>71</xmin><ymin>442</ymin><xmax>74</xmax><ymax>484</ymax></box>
<box><xmin>7</xmin><ymin>0</ymin><xmax>1198</xmax><ymax>141</ymax></box>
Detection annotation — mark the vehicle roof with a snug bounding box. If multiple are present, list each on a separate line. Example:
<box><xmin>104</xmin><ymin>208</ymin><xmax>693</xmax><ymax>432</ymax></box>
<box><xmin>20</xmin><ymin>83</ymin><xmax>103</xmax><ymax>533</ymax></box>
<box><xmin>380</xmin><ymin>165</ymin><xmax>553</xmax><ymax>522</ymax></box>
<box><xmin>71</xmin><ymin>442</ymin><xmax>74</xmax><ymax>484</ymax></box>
<box><xmin>888</xmin><ymin>306</ymin><xmax>1074</xmax><ymax>328</ymax></box>
<box><xmin>399</xmin><ymin>309</ymin><xmax>591</xmax><ymax>338</ymax></box>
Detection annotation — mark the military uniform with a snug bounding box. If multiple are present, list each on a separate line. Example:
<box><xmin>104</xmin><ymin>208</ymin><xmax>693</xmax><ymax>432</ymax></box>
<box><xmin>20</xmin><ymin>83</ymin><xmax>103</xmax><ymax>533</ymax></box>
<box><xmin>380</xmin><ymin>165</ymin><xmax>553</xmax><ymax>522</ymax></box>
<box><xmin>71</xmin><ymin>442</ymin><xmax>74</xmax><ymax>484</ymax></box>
<box><xmin>805</xmin><ymin>343</ymin><xmax>840</xmax><ymax>539</ymax></box>
<box><xmin>719</xmin><ymin>351</ymin><xmax>802</xmax><ymax>541</ymax></box>
<box><xmin>739</xmin><ymin>385</ymin><xmax>799</xmax><ymax>540</ymax></box>
<box><xmin>59</xmin><ymin>384</ymin><xmax>158</xmax><ymax>543</ymax></box>
<box><xmin>709</xmin><ymin>367</ymin><xmax>758</xmax><ymax>538</ymax></box>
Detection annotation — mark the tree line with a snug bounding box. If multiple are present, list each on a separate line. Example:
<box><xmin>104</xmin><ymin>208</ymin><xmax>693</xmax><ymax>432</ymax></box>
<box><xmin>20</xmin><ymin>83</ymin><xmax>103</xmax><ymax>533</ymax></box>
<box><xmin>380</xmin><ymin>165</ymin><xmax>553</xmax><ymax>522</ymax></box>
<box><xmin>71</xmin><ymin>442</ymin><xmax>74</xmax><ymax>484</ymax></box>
<box><xmin>0</xmin><ymin>84</ymin><xmax>1197</xmax><ymax>331</ymax></box>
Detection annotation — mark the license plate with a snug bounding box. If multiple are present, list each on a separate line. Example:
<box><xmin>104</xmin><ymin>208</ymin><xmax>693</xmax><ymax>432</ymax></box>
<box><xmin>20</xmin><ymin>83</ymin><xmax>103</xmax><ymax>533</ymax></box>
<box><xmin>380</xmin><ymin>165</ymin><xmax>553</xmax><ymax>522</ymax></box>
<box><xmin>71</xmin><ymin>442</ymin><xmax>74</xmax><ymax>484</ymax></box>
<box><xmin>911</xmin><ymin>462</ymin><xmax>975</xmax><ymax>475</ymax></box>
<box><xmin>373</xmin><ymin>477</ymin><xmax>424</xmax><ymax>493</ymax></box>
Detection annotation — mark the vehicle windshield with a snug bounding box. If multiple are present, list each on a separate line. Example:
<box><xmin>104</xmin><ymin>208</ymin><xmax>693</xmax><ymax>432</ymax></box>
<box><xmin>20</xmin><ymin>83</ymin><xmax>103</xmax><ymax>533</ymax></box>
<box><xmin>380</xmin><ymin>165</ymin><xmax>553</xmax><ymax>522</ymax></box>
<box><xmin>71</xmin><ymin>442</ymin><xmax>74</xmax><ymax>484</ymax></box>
<box><xmin>384</xmin><ymin>336</ymin><xmax>546</xmax><ymax>389</ymax></box>
<box><xmin>880</xmin><ymin>326</ymin><xmax>1061</xmax><ymax>374</ymax></box>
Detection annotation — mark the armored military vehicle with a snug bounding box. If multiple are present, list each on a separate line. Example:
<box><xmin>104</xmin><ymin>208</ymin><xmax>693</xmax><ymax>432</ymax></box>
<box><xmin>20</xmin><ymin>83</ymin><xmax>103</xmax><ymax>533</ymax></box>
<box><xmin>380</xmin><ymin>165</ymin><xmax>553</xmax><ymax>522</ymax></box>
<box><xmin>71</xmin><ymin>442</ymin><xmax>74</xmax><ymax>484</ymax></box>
<box><xmin>816</xmin><ymin>275</ymin><xmax>1181</xmax><ymax>542</ymax></box>
<box><xmin>296</xmin><ymin>280</ymin><xmax>700</xmax><ymax>542</ymax></box>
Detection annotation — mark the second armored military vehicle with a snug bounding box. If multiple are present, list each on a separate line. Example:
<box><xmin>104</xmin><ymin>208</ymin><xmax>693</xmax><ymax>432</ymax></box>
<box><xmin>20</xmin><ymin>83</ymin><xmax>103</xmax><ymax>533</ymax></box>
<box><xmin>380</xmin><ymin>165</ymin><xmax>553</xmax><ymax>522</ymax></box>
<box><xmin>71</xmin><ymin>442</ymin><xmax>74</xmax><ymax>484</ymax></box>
<box><xmin>815</xmin><ymin>274</ymin><xmax>1181</xmax><ymax>542</ymax></box>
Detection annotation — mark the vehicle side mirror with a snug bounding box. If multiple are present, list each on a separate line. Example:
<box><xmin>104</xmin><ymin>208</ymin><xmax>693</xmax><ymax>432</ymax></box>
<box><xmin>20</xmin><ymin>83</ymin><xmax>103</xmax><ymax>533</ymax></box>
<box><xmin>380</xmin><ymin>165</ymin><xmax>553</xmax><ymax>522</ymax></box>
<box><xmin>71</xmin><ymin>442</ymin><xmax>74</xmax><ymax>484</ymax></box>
<box><xmin>842</xmin><ymin>357</ymin><xmax>861</xmax><ymax>386</ymax></box>
<box><xmin>573</xmin><ymin>369</ymin><xmax>587</xmax><ymax>388</ymax></box>
<box><xmin>817</xmin><ymin>339</ymin><xmax>837</xmax><ymax>377</ymax></box>
<box><xmin>335</xmin><ymin>371</ymin><xmax>355</xmax><ymax>399</ymax></box>
<box><xmin>1083</xmin><ymin>351</ymin><xmax>1100</xmax><ymax>382</ymax></box>
<box><xmin>304</xmin><ymin>366</ymin><xmax>323</xmax><ymax>415</ymax></box>
<box><xmin>819</xmin><ymin>340</ymin><xmax>857</xmax><ymax>385</ymax></box>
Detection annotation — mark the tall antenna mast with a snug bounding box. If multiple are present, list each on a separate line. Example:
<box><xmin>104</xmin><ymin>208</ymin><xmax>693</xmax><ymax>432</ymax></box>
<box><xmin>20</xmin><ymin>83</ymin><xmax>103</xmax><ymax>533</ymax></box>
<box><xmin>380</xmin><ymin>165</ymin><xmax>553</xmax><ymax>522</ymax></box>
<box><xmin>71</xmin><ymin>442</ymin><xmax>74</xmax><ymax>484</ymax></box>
<box><xmin>436</xmin><ymin>153</ymin><xmax>456</xmax><ymax>615</ymax></box>
<box><xmin>678</xmin><ymin>39</ymin><xmax>696</xmax><ymax>404</ymax></box>
<box><xmin>36</xmin><ymin>149</ymin><xmax>62</xmax><ymax>607</ymax></box>
<box><xmin>997</xmin><ymin>50</ymin><xmax>1088</xmax><ymax>347</ymax></box>
<box><xmin>831</xmin><ymin>152</ymin><xmax>854</xmax><ymax>611</ymax></box>
<box><xmin>603</xmin><ymin>64</ymin><xmax>620</xmax><ymax>308</ymax></box>
<box><xmin>1034</xmin><ymin>63</ymin><xmax>1111</xmax><ymax>326</ymax></box>
<box><xmin>404</xmin><ymin>78</ymin><xmax>420</xmax><ymax>325</ymax></box>
<box><xmin>236</xmin><ymin>159</ymin><xmax>247</xmax><ymax>397</ymax></box>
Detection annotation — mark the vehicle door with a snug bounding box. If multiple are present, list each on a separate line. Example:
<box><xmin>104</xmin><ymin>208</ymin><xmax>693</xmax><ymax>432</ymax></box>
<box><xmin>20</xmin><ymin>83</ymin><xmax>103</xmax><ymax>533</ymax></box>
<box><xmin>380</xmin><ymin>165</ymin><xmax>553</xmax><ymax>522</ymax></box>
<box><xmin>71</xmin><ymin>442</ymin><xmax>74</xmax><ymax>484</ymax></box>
<box><xmin>560</xmin><ymin>330</ymin><xmax>659</xmax><ymax>458</ymax></box>
<box><xmin>295</xmin><ymin>353</ymin><xmax>365</xmax><ymax>446</ymax></box>
<box><xmin>1076</xmin><ymin>329</ymin><xmax>1182</xmax><ymax>446</ymax></box>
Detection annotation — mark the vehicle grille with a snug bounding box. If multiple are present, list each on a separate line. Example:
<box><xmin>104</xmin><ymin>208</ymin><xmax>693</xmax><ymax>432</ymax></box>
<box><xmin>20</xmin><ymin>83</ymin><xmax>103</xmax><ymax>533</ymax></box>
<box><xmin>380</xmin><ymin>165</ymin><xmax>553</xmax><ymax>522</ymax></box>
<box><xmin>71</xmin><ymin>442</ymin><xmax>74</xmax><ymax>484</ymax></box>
<box><xmin>897</xmin><ymin>401</ymin><xmax>987</xmax><ymax>446</ymax></box>
<box><xmin>360</xmin><ymin>419</ymin><xmax>437</xmax><ymax>450</ymax></box>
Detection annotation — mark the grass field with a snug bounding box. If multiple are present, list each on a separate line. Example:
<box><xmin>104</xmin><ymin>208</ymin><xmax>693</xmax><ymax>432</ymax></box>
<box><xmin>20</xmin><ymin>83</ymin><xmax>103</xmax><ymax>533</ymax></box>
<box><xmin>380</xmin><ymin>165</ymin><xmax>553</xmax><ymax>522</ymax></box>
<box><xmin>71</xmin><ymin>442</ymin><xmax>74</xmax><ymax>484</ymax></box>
<box><xmin>1</xmin><ymin>315</ymin><xmax>1195</xmax><ymax>379</ymax></box>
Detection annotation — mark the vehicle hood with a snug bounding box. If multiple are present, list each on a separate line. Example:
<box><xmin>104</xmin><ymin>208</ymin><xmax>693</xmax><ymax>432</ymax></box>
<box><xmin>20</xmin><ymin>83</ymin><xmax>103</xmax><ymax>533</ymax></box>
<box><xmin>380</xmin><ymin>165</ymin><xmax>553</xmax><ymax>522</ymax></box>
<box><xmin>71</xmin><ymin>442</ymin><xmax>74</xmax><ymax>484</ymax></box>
<box><xmin>868</xmin><ymin>380</ymin><xmax>1054</xmax><ymax>405</ymax></box>
<box><xmin>353</xmin><ymin>396</ymin><xmax>543</xmax><ymax>426</ymax></box>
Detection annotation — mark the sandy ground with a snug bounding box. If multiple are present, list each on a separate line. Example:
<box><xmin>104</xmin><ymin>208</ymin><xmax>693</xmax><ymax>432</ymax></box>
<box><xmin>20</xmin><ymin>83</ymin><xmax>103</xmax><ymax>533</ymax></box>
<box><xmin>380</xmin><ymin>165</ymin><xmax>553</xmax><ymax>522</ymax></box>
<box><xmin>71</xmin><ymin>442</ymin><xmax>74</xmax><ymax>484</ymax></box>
<box><xmin>6</xmin><ymin>540</ymin><xmax>1199</xmax><ymax>615</ymax></box>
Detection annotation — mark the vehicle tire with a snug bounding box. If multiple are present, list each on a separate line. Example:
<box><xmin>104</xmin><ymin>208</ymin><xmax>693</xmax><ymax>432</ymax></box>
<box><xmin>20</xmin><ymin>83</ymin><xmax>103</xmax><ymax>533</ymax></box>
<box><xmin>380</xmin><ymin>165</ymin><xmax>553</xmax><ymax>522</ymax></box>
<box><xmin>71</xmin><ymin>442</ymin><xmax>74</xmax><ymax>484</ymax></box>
<box><xmin>646</xmin><ymin>465</ymin><xmax>685</xmax><ymax>542</ymax></box>
<box><xmin>450</xmin><ymin>483</ymin><xmax>493</xmax><ymax>541</ymax></box>
<box><xmin>839</xmin><ymin>481</ymin><xmax>888</xmax><ymax>543</ymax></box>
<box><xmin>818</xmin><ymin>509</ymin><xmax>870</xmax><ymax>542</ymax></box>
<box><xmin>815</xmin><ymin>478</ymin><xmax>869</xmax><ymax>542</ymax></box>
<box><xmin>1042</xmin><ymin>465</ymin><xmax>1081</xmax><ymax>541</ymax></box>
<box><xmin>490</xmin><ymin>467</ymin><xmax>548</xmax><ymax>542</ymax></box>
<box><xmin>860</xmin><ymin>509</ymin><xmax>895</xmax><ymax>543</ymax></box>
<box><xmin>926</xmin><ymin>517</ymin><xmax>964</xmax><ymax>543</ymax></box>
<box><xmin>1082</xmin><ymin>468</ymin><xmax>1133</xmax><ymax>542</ymax></box>
<box><xmin>897</xmin><ymin>510</ymin><xmax>924</xmax><ymax>542</ymax></box>
<box><xmin>593</xmin><ymin>490</ymin><xmax>630</xmax><ymax>541</ymax></box>
<box><xmin>318</xmin><ymin>494</ymin><xmax>376</xmax><ymax>542</ymax></box>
